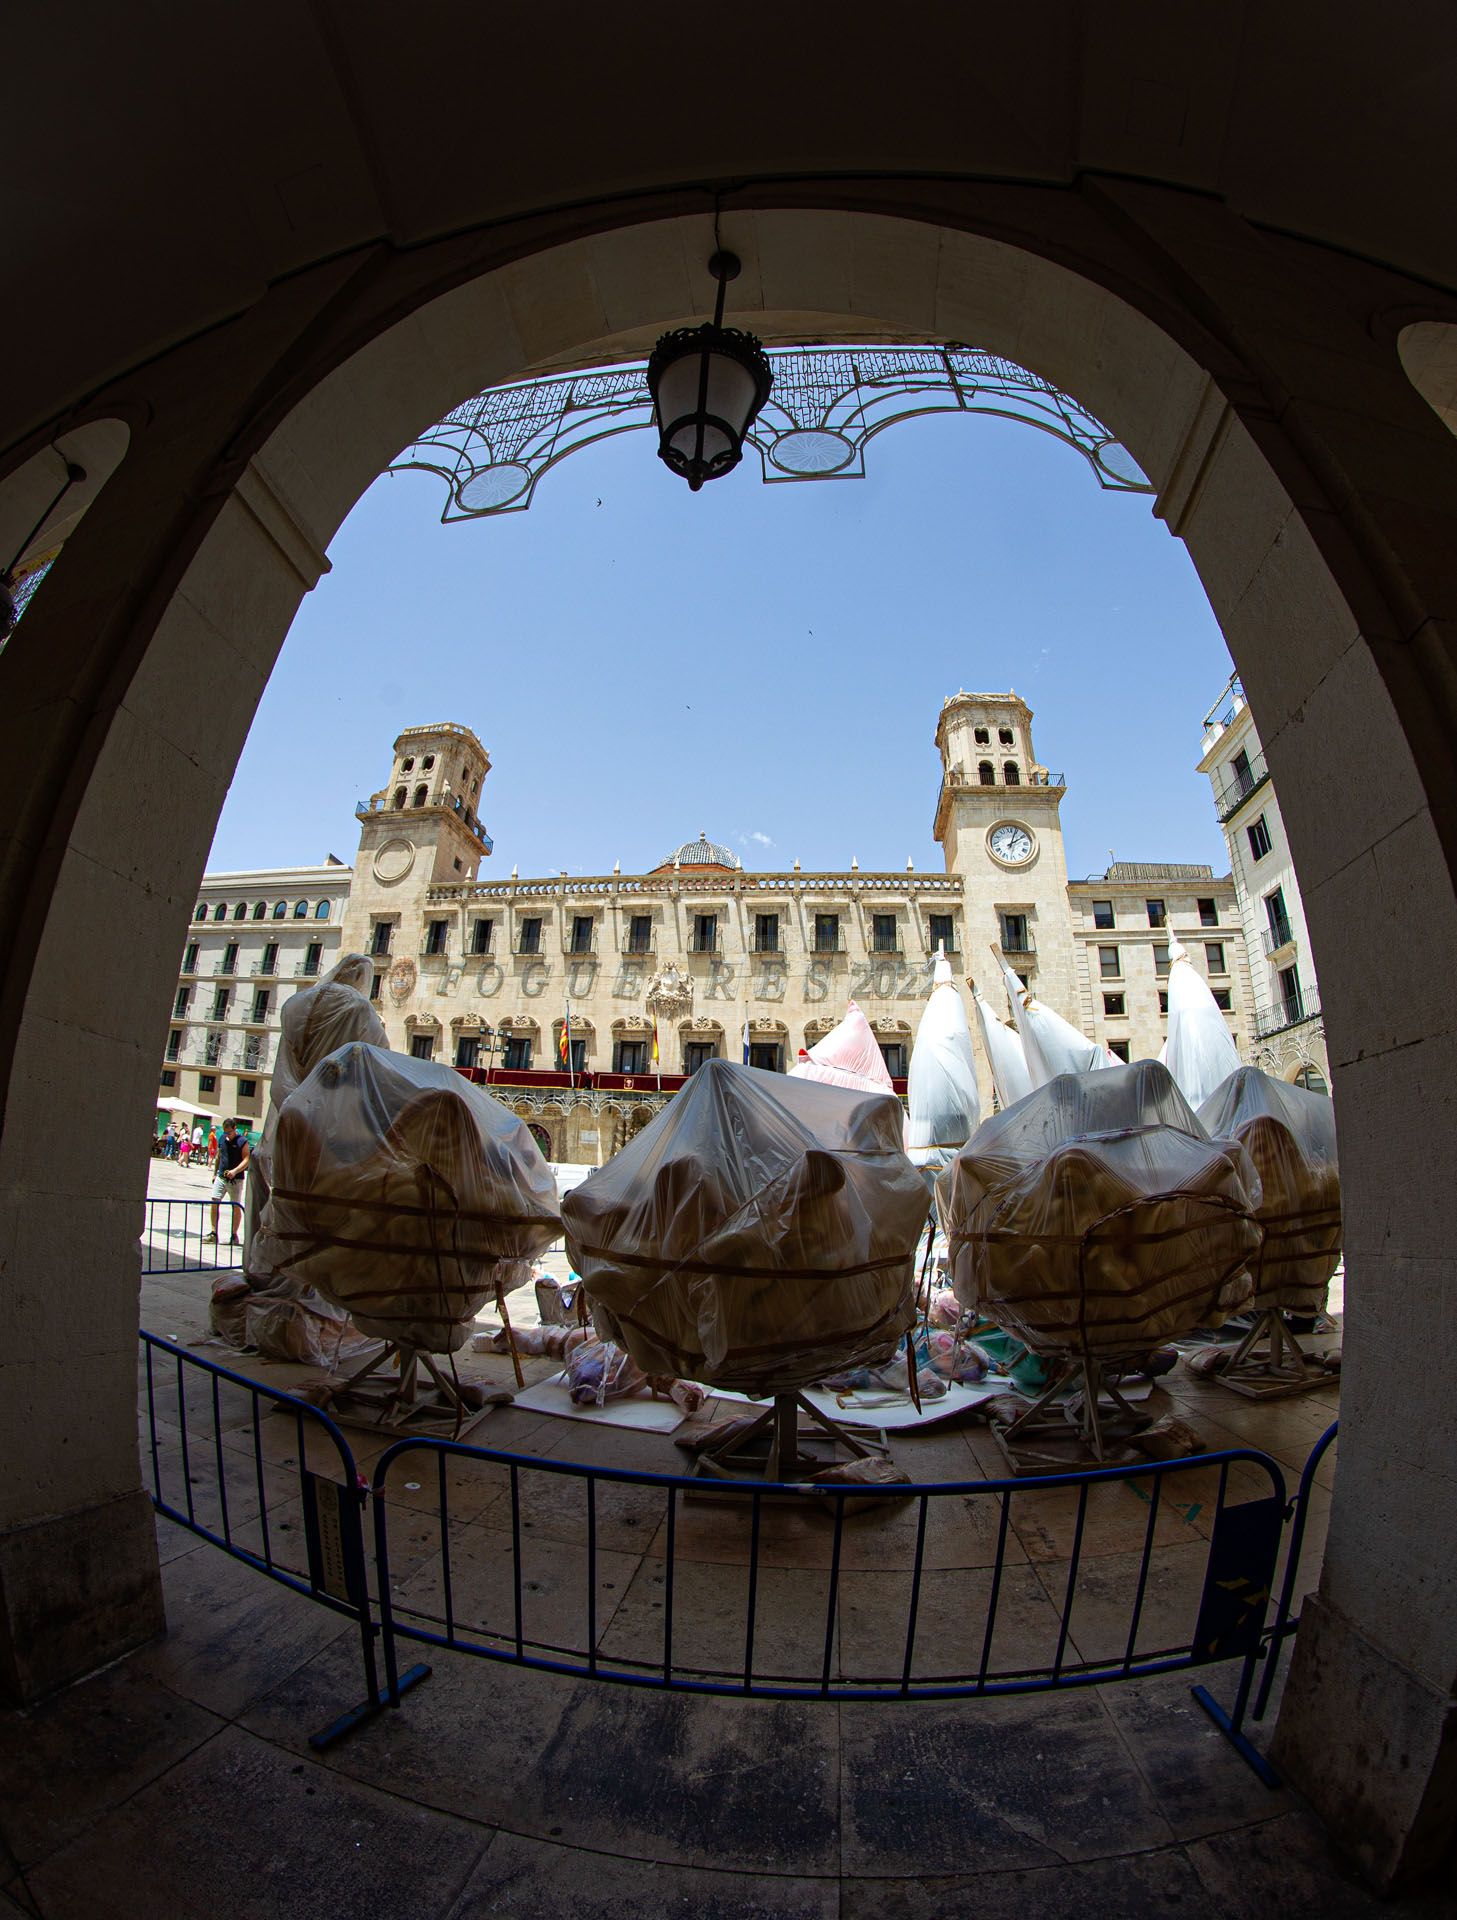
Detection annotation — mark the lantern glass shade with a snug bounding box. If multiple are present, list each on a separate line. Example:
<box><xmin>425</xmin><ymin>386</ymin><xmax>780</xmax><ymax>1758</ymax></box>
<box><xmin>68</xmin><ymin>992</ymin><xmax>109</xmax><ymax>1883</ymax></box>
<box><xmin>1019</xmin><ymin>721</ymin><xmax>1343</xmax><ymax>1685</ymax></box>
<box><xmin>648</xmin><ymin>314</ymin><xmax>773</xmax><ymax>491</ymax></box>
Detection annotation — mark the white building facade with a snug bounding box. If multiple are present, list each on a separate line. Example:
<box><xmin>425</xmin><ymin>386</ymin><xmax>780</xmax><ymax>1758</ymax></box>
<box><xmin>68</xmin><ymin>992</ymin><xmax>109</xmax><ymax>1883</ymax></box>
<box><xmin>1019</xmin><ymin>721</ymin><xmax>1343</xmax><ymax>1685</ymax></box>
<box><xmin>1196</xmin><ymin>674</ymin><xmax>1328</xmax><ymax>1089</ymax></box>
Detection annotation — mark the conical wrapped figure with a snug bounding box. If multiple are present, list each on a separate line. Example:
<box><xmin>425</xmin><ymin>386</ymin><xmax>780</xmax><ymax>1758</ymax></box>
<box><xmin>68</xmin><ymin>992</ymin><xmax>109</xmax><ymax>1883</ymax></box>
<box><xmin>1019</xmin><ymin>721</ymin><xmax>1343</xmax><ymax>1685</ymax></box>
<box><xmin>995</xmin><ymin>951</ymin><xmax>1116</xmax><ymax>1086</ymax></box>
<box><xmin>1164</xmin><ymin>934</ymin><xmax>1242</xmax><ymax>1110</ymax></box>
<box><xmin>1197</xmin><ymin>1065</ymin><xmax>1341</xmax><ymax>1314</ymax></box>
<box><xmin>905</xmin><ymin>949</ymin><xmax>981</xmax><ymax>1176</ymax></box>
<box><xmin>254</xmin><ymin>1042</ymin><xmax>561</xmax><ymax>1352</ymax></box>
<box><xmin>973</xmin><ymin>983</ymin><xmax>1033</xmax><ymax>1111</ymax></box>
<box><xmin>789</xmin><ymin>1001</ymin><xmax>894</xmax><ymax>1094</ymax></box>
<box><xmin>937</xmin><ymin>1060</ymin><xmax>1262</xmax><ymax>1360</ymax></box>
<box><xmin>563</xmin><ymin>1059</ymin><xmax>926</xmax><ymax>1393</ymax></box>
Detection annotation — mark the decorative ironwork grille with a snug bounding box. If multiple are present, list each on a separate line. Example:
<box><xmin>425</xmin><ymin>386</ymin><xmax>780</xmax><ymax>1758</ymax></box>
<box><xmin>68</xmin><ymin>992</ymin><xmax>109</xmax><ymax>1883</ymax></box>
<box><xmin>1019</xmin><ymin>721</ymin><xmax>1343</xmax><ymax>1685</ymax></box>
<box><xmin>389</xmin><ymin>345</ymin><xmax>1151</xmax><ymax>522</ymax></box>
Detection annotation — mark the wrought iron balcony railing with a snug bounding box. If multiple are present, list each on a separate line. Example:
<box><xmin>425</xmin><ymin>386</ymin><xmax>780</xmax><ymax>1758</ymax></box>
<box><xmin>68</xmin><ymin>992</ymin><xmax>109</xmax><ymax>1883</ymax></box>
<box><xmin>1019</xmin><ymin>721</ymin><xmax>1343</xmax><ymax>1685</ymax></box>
<box><xmin>1256</xmin><ymin>987</ymin><xmax>1321</xmax><ymax>1039</ymax></box>
<box><xmin>1262</xmin><ymin>921</ymin><xmax>1295</xmax><ymax>957</ymax></box>
<box><xmin>1216</xmin><ymin>752</ymin><xmax>1271</xmax><ymax>822</ymax></box>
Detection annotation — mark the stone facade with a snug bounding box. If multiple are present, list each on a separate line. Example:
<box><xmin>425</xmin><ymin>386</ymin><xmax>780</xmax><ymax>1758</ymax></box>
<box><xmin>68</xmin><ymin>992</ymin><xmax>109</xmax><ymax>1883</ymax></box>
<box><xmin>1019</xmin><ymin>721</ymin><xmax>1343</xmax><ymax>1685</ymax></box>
<box><xmin>160</xmin><ymin>862</ymin><xmax>351</xmax><ymax>1135</ymax></box>
<box><xmin>1197</xmin><ymin>676</ymin><xmax>1329</xmax><ymax>1091</ymax></box>
<box><xmin>165</xmin><ymin>694</ymin><xmax>1257</xmax><ymax>1158</ymax></box>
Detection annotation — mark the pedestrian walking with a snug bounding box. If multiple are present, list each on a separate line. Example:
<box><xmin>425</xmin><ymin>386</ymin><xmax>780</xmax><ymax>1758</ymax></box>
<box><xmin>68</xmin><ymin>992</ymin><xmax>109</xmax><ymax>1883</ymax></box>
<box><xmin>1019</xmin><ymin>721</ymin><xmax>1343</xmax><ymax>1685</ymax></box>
<box><xmin>207</xmin><ymin>1129</ymin><xmax>219</xmax><ymax>1173</ymax></box>
<box><xmin>179</xmin><ymin>1130</ymin><xmax>191</xmax><ymax>1167</ymax></box>
<box><xmin>205</xmin><ymin>1119</ymin><xmax>250</xmax><ymax>1246</ymax></box>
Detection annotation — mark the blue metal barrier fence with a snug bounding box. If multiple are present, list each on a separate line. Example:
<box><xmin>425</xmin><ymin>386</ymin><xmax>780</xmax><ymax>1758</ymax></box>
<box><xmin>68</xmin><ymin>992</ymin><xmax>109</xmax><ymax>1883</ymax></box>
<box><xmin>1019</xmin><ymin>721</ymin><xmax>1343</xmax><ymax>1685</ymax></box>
<box><xmin>139</xmin><ymin>1331</ymin><xmax>1335</xmax><ymax>1779</ymax></box>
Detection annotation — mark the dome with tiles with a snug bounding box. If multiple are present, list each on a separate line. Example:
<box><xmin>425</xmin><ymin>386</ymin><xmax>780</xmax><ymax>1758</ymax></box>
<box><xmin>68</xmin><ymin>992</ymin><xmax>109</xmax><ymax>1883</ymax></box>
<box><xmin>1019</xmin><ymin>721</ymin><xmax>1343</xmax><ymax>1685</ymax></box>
<box><xmin>653</xmin><ymin>832</ymin><xmax>740</xmax><ymax>872</ymax></box>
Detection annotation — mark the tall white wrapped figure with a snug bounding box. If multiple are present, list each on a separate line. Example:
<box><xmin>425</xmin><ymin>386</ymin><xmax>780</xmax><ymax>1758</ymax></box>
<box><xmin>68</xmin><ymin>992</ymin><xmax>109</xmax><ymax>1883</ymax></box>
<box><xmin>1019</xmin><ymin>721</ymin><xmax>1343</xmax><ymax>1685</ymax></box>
<box><xmin>995</xmin><ymin>950</ymin><xmax>1115</xmax><ymax>1087</ymax></box>
<box><xmin>1164</xmin><ymin>934</ymin><xmax>1241</xmax><ymax>1110</ymax></box>
<box><xmin>973</xmin><ymin>984</ymin><xmax>1033</xmax><ymax>1111</ymax></box>
<box><xmin>905</xmin><ymin>950</ymin><xmax>981</xmax><ymax>1175</ymax></box>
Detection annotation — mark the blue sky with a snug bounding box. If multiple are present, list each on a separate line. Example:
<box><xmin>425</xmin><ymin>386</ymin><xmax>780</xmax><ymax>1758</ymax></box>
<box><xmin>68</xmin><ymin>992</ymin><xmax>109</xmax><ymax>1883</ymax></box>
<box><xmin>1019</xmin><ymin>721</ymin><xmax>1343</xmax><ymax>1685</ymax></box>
<box><xmin>209</xmin><ymin>399</ymin><xmax>1237</xmax><ymax>884</ymax></box>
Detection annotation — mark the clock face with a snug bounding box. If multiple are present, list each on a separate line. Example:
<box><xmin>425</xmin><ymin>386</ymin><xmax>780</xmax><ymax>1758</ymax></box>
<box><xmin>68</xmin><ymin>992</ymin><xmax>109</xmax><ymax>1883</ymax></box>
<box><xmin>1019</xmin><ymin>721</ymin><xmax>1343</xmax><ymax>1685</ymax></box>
<box><xmin>988</xmin><ymin>823</ymin><xmax>1035</xmax><ymax>865</ymax></box>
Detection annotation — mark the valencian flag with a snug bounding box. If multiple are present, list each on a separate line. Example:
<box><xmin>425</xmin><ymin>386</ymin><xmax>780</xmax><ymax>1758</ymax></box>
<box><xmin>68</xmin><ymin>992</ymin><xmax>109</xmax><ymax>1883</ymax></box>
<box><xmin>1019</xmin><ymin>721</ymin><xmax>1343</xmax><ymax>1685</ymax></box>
<box><xmin>651</xmin><ymin>1016</ymin><xmax>659</xmax><ymax>1065</ymax></box>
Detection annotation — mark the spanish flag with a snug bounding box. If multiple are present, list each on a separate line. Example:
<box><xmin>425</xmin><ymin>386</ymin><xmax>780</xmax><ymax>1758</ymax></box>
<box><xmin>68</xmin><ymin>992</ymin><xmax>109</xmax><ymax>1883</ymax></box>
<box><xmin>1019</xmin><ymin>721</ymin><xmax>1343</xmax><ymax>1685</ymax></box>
<box><xmin>559</xmin><ymin>1003</ymin><xmax>571</xmax><ymax>1067</ymax></box>
<box><xmin>651</xmin><ymin>1016</ymin><xmax>659</xmax><ymax>1065</ymax></box>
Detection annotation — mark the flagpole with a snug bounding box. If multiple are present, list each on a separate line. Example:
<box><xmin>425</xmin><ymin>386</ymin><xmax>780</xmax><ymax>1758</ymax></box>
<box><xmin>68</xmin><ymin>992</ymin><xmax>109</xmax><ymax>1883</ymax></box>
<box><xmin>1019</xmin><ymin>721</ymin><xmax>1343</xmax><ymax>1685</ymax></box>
<box><xmin>565</xmin><ymin>994</ymin><xmax>576</xmax><ymax>1091</ymax></box>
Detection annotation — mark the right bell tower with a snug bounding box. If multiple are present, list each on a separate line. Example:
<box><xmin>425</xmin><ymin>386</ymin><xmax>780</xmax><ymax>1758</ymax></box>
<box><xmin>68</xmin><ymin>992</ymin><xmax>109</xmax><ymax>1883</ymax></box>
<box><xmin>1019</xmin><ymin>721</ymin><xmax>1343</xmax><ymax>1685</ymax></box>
<box><xmin>932</xmin><ymin>690</ymin><xmax>1080</xmax><ymax>1019</ymax></box>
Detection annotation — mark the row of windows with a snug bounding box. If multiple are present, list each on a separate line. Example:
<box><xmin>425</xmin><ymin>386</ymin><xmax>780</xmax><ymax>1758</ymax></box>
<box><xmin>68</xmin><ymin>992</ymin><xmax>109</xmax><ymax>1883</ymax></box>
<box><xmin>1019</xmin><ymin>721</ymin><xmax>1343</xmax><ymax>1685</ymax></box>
<box><xmin>389</xmin><ymin>910</ymin><xmax>966</xmax><ymax>960</ymax></box>
<box><xmin>174</xmin><ymin>984</ymin><xmax>276</xmax><ymax>1021</ymax></box>
<box><xmin>194</xmin><ymin>898</ymin><xmax>332</xmax><ymax>923</ymax></box>
<box><xmin>973</xmin><ymin>726</ymin><xmax>1017</xmax><ymax>747</ymax></box>
<box><xmin>431</xmin><ymin>1033</ymin><xmax>914</xmax><ymax>1078</ymax></box>
<box><xmin>975</xmin><ymin>761</ymin><xmax>1021</xmax><ymax>785</ymax></box>
<box><xmin>1096</xmin><ymin>940</ymin><xmax>1227</xmax><ymax>980</ymax></box>
<box><xmin>1100</xmin><ymin>984</ymin><xmax>1233</xmax><ymax>1017</ymax></box>
<box><xmin>159</xmin><ymin>1069</ymin><xmax>260</xmax><ymax>1100</ymax></box>
<box><xmin>1090</xmin><ymin>896</ymin><xmax>1220</xmax><ymax>930</ymax></box>
<box><xmin>181</xmin><ymin>939</ymin><xmax>323</xmax><ymax>979</ymax></box>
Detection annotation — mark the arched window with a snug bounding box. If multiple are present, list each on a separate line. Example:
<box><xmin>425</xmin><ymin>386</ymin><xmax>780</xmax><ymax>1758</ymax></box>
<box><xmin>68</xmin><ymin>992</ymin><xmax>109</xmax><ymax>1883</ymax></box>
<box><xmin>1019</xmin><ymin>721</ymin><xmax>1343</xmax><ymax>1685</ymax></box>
<box><xmin>293</xmin><ymin>899</ymin><xmax>308</xmax><ymax>919</ymax></box>
<box><xmin>973</xmin><ymin>727</ymin><xmax>989</xmax><ymax>745</ymax></box>
<box><xmin>213</xmin><ymin>903</ymin><xmax>228</xmax><ymax>921</ymax></box>
<box><xmin>232</xmin><ymin>901</ymin><xmax>247</xmax><ymax>921</ymax></box>
<box><xmin>314</xmin><ymin>900</ymin><xmax>330</xmax><ymax>920</ymax></box>
<box><xmin>413</xmin><ymin>785</ymin><xmax>427</xmax><ymax>807</ymax></box>
<box><xmin>194</xmin><ymin>903</ymin><xmax>207</xmax><ymax>921</ymax></box>
<box><xmin>272</xmin><ymin>900</ymin><xmax>287</xmax><ymax>920</ymax></box>
<box><xmin>252</xmin><ymin>901</ymin><xmax>267</xmax><ymax>920</ymax></box>
<box><xmin>1003</xmin><ymin>761</ymin><xmax>1020</xmax><ymax>785</ymax></box>
<box><xmin>401</xmin><ymin>757</ymin><xmax>414</xmax><ymax>772</ymax></box>
<box><xmin>999</xmin><ymin>726</ymin><xmax>1014</xmax><ymax>746</ymax></box>
<box><xmin>977</xmin><ymin>761</ymin><xmax>995</xmax><ymax>786</ymax></box>
<box><xmin>422</xmin><ymin>754</ymin><xmax>435</xmax><ymax>770</ymax></box>
<box><xmin>393</xmin><ymin>787</ymin><xmax>406</xmax><ymax>809</ymax></box>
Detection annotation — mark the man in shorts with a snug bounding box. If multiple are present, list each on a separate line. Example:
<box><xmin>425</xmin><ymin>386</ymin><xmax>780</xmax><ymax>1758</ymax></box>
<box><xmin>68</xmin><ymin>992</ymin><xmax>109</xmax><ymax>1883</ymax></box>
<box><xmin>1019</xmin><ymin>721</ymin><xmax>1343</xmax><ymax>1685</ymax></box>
<box><xmin>206</xmin><ymin>1118</ymin><xmax>251</xmax><ymax>1245</ymax></box>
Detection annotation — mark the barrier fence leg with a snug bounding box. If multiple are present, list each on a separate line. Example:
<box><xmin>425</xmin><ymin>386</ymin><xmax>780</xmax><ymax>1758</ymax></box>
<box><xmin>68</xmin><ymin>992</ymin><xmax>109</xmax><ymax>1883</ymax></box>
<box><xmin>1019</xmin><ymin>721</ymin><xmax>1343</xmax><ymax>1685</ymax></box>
<box><xmin>1192</xmin><ymin>1646</ymin><xmax>1281</xmax><ymax>1788</ymax></box>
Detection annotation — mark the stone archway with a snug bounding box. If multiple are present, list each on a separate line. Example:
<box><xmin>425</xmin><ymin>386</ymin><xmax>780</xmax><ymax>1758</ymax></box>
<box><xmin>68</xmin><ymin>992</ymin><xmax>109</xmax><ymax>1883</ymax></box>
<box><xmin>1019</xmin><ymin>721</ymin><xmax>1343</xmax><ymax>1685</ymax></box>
<box><xmin>4</xmin><ymin>198</ymin><xmax>1457</xmax><ymax>1886</ymax></box>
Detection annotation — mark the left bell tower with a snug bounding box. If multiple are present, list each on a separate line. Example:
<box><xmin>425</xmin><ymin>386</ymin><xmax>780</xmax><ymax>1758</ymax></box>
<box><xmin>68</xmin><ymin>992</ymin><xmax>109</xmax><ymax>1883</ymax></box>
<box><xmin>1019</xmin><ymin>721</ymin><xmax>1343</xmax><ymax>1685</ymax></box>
<box><xmin>339</xmin><ymin>724</ymin><xmax>493</xmax><ymax>1002</ymax></box>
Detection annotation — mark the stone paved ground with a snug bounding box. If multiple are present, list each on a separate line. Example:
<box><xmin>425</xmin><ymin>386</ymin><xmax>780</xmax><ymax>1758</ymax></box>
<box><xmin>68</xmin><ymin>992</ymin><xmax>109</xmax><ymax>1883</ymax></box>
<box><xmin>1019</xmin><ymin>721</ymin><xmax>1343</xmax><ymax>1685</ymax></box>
<box><xmin>1</xmin><ymin>1169</ymin><xmax>1436</xmax><ymax>1919</ymax></box>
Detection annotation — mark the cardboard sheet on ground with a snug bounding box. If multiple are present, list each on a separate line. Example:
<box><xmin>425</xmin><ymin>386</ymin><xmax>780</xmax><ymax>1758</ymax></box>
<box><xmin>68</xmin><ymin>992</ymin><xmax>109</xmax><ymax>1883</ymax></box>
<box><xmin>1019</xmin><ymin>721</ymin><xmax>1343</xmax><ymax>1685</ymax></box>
<box><xmin>716</xmin><ymin>1374</ymin><xmax>1154</xmax><ymax>1429</ymax></box>
<box><xmin>512</xmin><ymin>1374</ymin><xmax>689</xmax><ymax>1432</ymax></box>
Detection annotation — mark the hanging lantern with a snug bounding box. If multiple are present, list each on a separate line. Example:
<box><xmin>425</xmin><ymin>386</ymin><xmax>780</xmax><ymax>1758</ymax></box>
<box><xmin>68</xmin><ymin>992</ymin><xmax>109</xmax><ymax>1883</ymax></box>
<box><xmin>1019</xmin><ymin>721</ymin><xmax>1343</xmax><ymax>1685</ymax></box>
<box><xmin>647</xmin><ymin>251</ymin><xmax>772</xmax><ymax>491</ymax></box>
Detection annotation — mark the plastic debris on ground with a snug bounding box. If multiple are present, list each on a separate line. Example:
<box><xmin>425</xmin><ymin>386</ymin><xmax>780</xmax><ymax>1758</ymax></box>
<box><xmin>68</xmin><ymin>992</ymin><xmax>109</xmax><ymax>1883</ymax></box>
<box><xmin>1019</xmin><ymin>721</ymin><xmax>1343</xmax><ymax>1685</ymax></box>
<box><xmin>1164</xmin><ymin>935</ymin><xmax>1242</xmax><ymax>1109</ymax></box>
<box><xmin>905</xmin><ymin>949</ymin><xmax>981</xmax><ymax>1178</ymax></box>
<box><xmin>1196</xmin><ymin>1064</ymin><xmax>1342</xmax><ymax>1313</ymax></box>
<box><xmin>562</xmin><ymin>1058</ymin><xmax>926</xmax><ymax>1393</ymax></box>
<box><xmin>937</xmin><ymin>1059</ymin><xmax>1262</xmax><ymax>1360</ymax></box>
<box><xmin>254</xmin><ymin>1041</ymin><xmax>560</xmax><ymax>1352</ymax></box>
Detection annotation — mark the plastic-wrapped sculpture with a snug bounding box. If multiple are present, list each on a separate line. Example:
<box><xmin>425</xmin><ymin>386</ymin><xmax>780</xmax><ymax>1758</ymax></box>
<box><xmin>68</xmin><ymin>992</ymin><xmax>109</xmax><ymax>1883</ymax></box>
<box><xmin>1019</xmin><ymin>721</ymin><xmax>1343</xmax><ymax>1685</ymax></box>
<box><xmin>995</xmin><ymin>953</ymin><xmax>1117</xmax><ymax>1087</ymax></box>
<box><xmin>790</xmin><ymin>1001</ymin><xmax>895</xmax><ymax>1094</ymax></box>
<box><xmin>1195</xmin><ymin>1066</ymin><xmax>1341</xmax><ymax>1393</ymax></box>
<box><xmin>1164</xmin><ymin>935</ymin><xmax>1242</xmax><ymax>1109</ymax></box>
<box><xmin>904</xmin><ymin>950</ymin><xmax>981</xmax><ymax>1179</ymax></box>
<box><xmin>973</xmin><ymin>982</ymin><xmax>1033</xmax><ymax>1111</ymax></box>
<box><xmin>563</xmin><ymin>1059</ymin><xmax>926</xmax><ymax>1475</ymax></box>
<box><xmin>254</xmin><ymin>1042</ymin><xmax>560</xmax><ymax>1425</ymax></box>
<box><xmin>937</xmin><ymin>1059</ymin><xmax>1262</xmax><ymax>1465</ymax></box>
<box><xmin>242</xmin><ymin>953</ymin><xmax>387</xmax><ymax>1288</ymax></box>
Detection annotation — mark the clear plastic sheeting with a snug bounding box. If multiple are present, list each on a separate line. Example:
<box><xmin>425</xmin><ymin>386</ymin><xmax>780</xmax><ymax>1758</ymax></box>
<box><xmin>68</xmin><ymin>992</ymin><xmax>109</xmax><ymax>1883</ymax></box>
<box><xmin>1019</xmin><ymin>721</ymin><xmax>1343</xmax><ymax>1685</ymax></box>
<box><xmin>973</xmin><ymin>985</ymin><xmax>1034</xmax><ymax>1111</ymax></box>
<box><xmin>996</xmin><ymin>952</ymin><xmax>1116</xmax><ymax>1086</ymax></box>
<box><xmin>244</xmin><ymin>952</ymin><xmax>387</xmax><ymax>1287</ymax></box>
<box><xmin>1164</xmin><ymin>935</ymin><xmax>1242</xmax><ymax>1110</ymax></box>
<box><xmin>906</xmin><ymin>951</ymin><xmax>981</xmax><ymax>1175</ymax></box>
<box><xmin>790</xmin><ymin>1000</ymin><xmax>895</xmax><ymax>1094</ymax></box>
<box><xmin>938</xmin><ymin>1060</ymin><xmax>1262</xmax><ymax>1359</ymax></box>
<box><xmin>1197</xmin><ymin>1066</ymin><xmax>1342</xmax><ymax>1312</ymax></box>
<box><xmin>562</xmin><ymin>1058</ymin><xmax>925</xmax><ymax>1393</ymax></box>
<box><xmin>255</xmin><ymin>1042</ymin><xmax>561</xmax><ymax>1353</ymax></box>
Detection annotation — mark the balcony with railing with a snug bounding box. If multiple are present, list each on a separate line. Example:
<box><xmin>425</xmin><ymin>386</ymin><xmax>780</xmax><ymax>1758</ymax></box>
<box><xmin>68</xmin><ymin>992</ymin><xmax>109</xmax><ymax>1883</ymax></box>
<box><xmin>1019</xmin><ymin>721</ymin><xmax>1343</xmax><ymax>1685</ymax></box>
<box><xmin>1256</xmin><ymin>986</ymin><xmax>1321</xmax><ymax>1039</ymax></box>
<box><xmin>212</xmin><ymin>958</ymin><xmax>239</xmax><ymax>976</ymax></box>
<box><xmin>1261</xmin><ymin>919</ymin><xmax>1295</xmax><ymax>958</ymax></box>
<box><xmin>240</xmin><ymin>1038</ymin><xmax>269</xmax><ymax>1072</ymax></box>
<box><xmin>998</xmin><ymin>930</ymin><xmax>1037</xmax><ymax>957</ymax></box>
<box><xmin>294</xmin><ymin>957</ymin><xmax>324</xmax><ymax>977</ymax></box>
<box><xmin>563</xmin><ymin>931</ymin><xmax>599</xmax><ymax>956</ymax></box>
<box><xmin>1215</xmin><ymin>751</ymin><xmax>1270</xmax><ymax>821</ymax></box>
<box><xmin>687</xmin><ymin>928</ymin><xmax>722</xmax><ymax>955</ymax></box>
<box><xmin>621</xmin><ymin>929</ymin><xmax>657</xmax><ymax>956</ymax></box>
<box><xmin>810</xmin><ymin>932</ymin><xmax>848</xmax><ymax>956</ymax></box>
<box><xmin>750</xmin><ymin>935</ymin><xmax>783</xmax><ymax>955</ymax></box>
